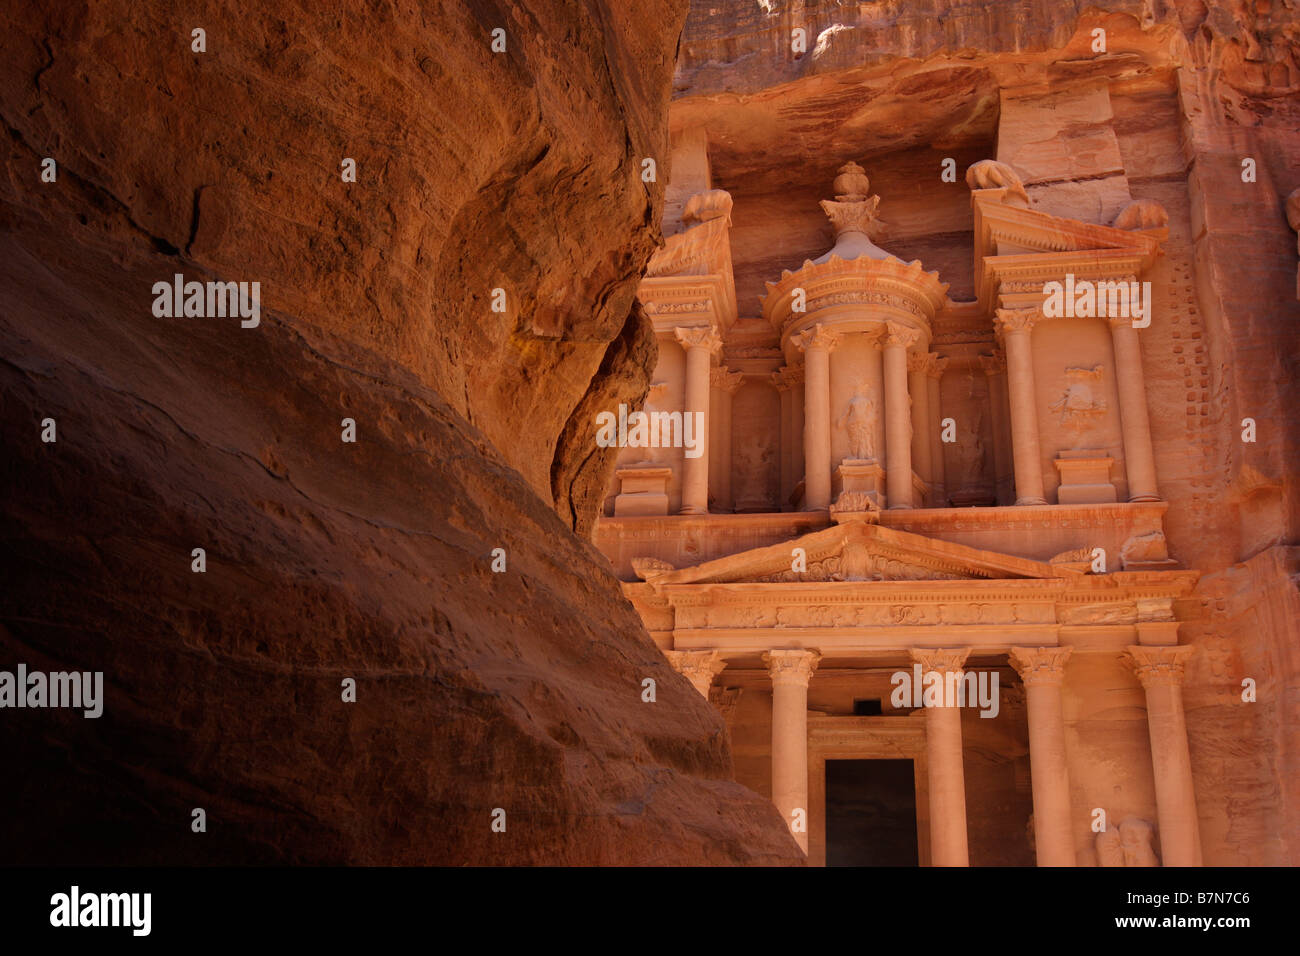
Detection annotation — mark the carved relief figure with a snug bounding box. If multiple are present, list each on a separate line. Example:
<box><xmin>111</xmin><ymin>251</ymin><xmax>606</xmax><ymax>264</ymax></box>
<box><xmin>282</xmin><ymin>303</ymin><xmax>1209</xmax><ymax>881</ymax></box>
<box><xmin>836</xmin><ymin>386</ymin><xmax>879</xmax><ymax>460</ymax></box>
<box><xmin>734</xmin><ymin>438</ymin><xmax>775</xmax><ymax>507</ymax></box>
<box><xmin>1050</xmin><ymin>365</ymin><xmax>1107</xmax><ymax>432</ymax></box>
<box><xmin>956</xmin><ymin>409</ymin><xmax>987</xmax><ymax>486</ymax></box>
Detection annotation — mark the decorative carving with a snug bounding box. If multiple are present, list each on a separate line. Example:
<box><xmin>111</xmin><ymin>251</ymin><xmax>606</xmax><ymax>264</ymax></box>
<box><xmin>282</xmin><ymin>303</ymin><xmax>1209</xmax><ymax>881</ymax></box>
<box><xmin>1008</xmin><ymin>646</ymin><xmax>1073</xmax><ymax>686</ymax></box>
<box><xmin>793</xmin><ymin>323</ymin><xmax>840</xmax><ymax>354</ymax></box>
<box><xmin>643</xmin><ymin>299</ymin><xmax>710</xmax><ymax>315</ymax></box>
<box><xmin>880</xmin><ymin>322</ymin><xmax>921</xmax><ymax>350</ymax></box>
<box><xmin>1060</xmin><ymin>604</ymin><xmax>1137</xmax><ymax>625</ymax></box>
<box><xmin>829</xmin><ymin>491</ymin><xmax>882</xmax><ymax>521</ymax></box>
<box><xmin>631</xmin><ymin>556</ymin><xmax>675</xmax><ymax>581</ymax></box>
<box><xmin>801</xmin><ymin>291</ymin><xmax>927</xmax><ymax>319</ymax></box>
<box><xmin>770</xmin><ymin>365</ymin><xmax>804</xmax><ymax>391</ymax></box>
<box><xmin>755</xmin><ymin>548</ymin><xmax>969</xmax><ymax>583</ymax></box>
<box><xmin>763</xmin><ymin>649</ymin><xmax>821</xmax><ymax>687</ymax></box>
<box><xmin>835</xmin><ymin>386</ymin><xmax>880</xmax><ymax>460</ymax></box>
<box><xmin>965</xmin><ymin>159</ymin><xmax>1030</xmax><ymax>207</ymax></box>
<box><xmin>994</xmin><ymin>307</ymin><xmax>1041</xmax><ymax>336</ymax></box>
<box><xmin>664</xmin><ymin>649</ymin><xmax>726</xmax><ymax>695</ymax></box>
<box><xmin>682</xmin><ymin>189</ymin><xmax>733</xmax><ymax>226</ymax></box>
<box><xmin>709</xmin><ymin>686</ymin><xmax>743</xmax><ymax>724</ymax></box>
<box><xmin>907</xmin><ymin>352</ymin><xmax>930</xmax><ymax>373</ymax></box>
<box><xmin>1050</xmin><ymin>365</ymin><xmax>1107</xmax><ymax>431</ymax></box>
<box><xmin>710</xmin><ymin>367</ymin><xmax>745</xmax><ymax>392</ymax></box>
<box><xmin>1112</xmin><ymin>199</ymin><xmax>1169</xmax><ymax>231</ymax></box>
<box><xmin>1125</xmin><ymin>645</ymin><xmax>1194</xmax><ymax>688</ymax></box>
<box><xmin>926</xmin><ymin>353</ymin><xmax>949</xmax><ymax>378</ymax></box>
<box><xmin>673</xmin><ymin>326</ymin><xmax>722</xmax><ymax>354</ymax></box>
<box><xmin>820</xmin><ymin>161</ymin><xmax>887</xmax><ymax>240</ymax></box>
<box><xmin>1097</xmin><ymin>817</ymin><xmax>1160</xmax><ymax>866</ymax></box>
<box><xmin>1049</xmin><ymin>548</ymin><xmax>1094</xmax><ymax>571</ymax></box>
<box><xmin>910</xmin><ymin>647</ymin><xmax>971</xmax><ymax>674</ymax></box>
<box><xmin>1121</xmin><ymin>530</ymin><xmax>1169</xmax><ymax>566</ymax></box>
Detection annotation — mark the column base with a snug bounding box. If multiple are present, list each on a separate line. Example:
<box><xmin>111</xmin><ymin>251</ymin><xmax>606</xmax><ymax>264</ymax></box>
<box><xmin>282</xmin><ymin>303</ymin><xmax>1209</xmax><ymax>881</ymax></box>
<box><xmin>1128</xmin><ymin>494</ymin><xmax>1162</xmax><ymax>503</ymax></box>
<box><xmin>1015</xmin><ymin>496</ymin><xmax>1048</xmax><ymax>506</ymax></box>
<box><xmin>678</xmin><ymin>505</ymin><xmax>708</xmax><ymax>516</ymax></box>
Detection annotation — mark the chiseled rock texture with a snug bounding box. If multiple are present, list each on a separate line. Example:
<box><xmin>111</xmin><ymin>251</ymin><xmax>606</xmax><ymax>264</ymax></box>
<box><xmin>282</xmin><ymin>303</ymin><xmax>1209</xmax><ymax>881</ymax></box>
<box><xmin>0</xmin><ymin>2</ymin><xmax>803</xmax><ymax>864</ymax></box>
<box><xmin>674</xmin><ymin>0</ymin><xmax>1300</xmax><ymax>864</ymax></box>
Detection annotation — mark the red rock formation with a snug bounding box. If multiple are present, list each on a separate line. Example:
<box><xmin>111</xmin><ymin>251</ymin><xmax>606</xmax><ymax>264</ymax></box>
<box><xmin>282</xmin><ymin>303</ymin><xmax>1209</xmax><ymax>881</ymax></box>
<box><xmin>0</xmin><ymin>2</ymin><xmax>802</xmax><ymax>864</ymax></box>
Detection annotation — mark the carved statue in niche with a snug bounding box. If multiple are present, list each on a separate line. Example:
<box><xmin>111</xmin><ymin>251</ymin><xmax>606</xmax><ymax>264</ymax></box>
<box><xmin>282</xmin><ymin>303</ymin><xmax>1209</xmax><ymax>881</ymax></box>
<box><xmin>1051</xmin><ymin>365</ymin><xmax>1107</xmax><ymax>433</ymax></box>
<box><xmin>956</xmin><ymin>408</ymin><xmax>987</xmax><ymax>487</ymax></box>
<box><xmin>836</xmin><ymin>386</ymin><xmax>879</xmax><ymax>461</ymax></box>
<box><xmin>733</xmin><ymin>437</ymin><xmax>775</xmax><ymax>508</ymax></box>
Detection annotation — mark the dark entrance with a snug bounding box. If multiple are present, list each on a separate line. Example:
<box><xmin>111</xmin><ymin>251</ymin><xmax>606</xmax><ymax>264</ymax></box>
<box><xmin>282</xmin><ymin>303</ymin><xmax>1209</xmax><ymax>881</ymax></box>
<box><xmin>825</xmin><ymin>759</ymin><xmax>919</xmax><ymax>866</ymax></box>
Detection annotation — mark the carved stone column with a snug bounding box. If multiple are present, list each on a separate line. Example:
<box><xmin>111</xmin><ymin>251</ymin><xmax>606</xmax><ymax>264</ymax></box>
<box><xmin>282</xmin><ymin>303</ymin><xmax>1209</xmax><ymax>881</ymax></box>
<box><xmin>926</xmin><ymin>354</ymin><xmax>948</xmax><ymax>506</ymax></box>
<box><xmin>1009</xmin><ymin>646</ymin><xmax>1075</xmax><ymax>866</ymax></box>
<box><xmin>710</xmin><ymin>367</ymin><xmax>744</xmax><ymax>512</ymax></box>
<box><xmin>882</xmin><ymin>323</ymin><xmax>919</xmax><ymax>509</ymax></box>
<box><xmin>1125</xmin><ymin>645</ymin><xmax>1202</xmax><ymax>867</ymax></box>
<box><xmin>994</xmin><ymin>308</ymin><xmax>1047</xmax><ymax>505</ymax></box>
<box><xmin>789</xmin><ymin>366</ymin><xmax>804</xmax><ymax>507</ymax></box>
<box><xmin>795</xmin><ymin>325</ymin><xmax>839</xmax><ymax>511</ymax></box>
<box><xmin>771</xmin><ymin>366</ymin><xmax>801</xmax><ymax>510</ymax></box>
<box><xmin>912</xmin><ymin>647</ymin><xmax>971</xmax><ymax>866</ymax></box>
<box><xmin>908</xmin><ymin>352</ymin><xmax>933</xmax><ymax>504</ymax></box>
<box><xmin>674</xmin><ymin>327</ymin><xmax>721</xmax><ymax>515</ymax></box>
<box><xmin>664</xmin><ymin>649</ymin><xmax>726</xmax><ymax>698</ymax></box>
<box><xmin>764</xmin><ymin>649</ymin><xmax>820</xmax><ymax>853</ymax></box>
<box><xmin>1107</xmin><ymin>314</ymin><xmax>1161</xmax><ymax>502</ymax></box>
<box><xmin>979</xmin><ymin>349</ymin><xmax>1011</xmax><ymax>506</ymax></box>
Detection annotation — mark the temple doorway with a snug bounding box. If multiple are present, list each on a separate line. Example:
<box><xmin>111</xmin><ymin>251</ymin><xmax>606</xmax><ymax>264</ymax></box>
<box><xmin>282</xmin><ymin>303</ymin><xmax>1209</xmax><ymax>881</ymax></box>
<box><xmin>824</xmin><ymin>759</ymin><xmax>920</xmax><ymax>866</ymax></box>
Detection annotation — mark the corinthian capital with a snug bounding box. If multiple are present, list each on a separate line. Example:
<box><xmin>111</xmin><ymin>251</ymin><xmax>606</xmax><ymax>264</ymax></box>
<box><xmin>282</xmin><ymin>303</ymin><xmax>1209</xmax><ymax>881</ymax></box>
<box><xmin>910</xmin><ymin>647</ymin><xmax>970</xmax><ymax>675</ymax></box>
<box><xmin>763</xmin><ymin>648</ymin><xmax>821</xmax><ymax>687</ymax></box>
<box><xmin>664</xmin><ymin>649</ymin><xmax>727</xmax><ymax>695</ymax></box>
<box><xmin>793</xmin><ymin>324</ymin><xmax>840</xmax><ymax>354</ymax></box>
<box><xmin>1124</xmin><ymin>645</ymin><xmax>1194</xmax><ymax>688</ymax></box>
<box><xmin>994</xmin><ymin>307</ymin><xmax>1042</xmax><ymax>337</ymax></box>
<box><xmin>674</xmin><ymin>326</ymin><xmax>722</xmax><ymax>355</ymax></box>
<box><xmin>770</xmin><ymin>365</ymin><xmax>804</xmax><ymax>391</ymax></box>
<box><xmin>1009</xmin><ymin>646</ymin><xmax>1073</xmax><ymax>686</ymax></box>
<box><xmin>710</xmin><ymin>367</ymin><xmax>745</xmax><ymax>392</ymax></box>
<box><xmin>926</xmin><ymin>353</ymin><xmax>949</xmax><ymax>379</ymax></box>
<box><xmin>880</xmin><ymin>322</ymin><xmax>921</xmax><ymax>350</ymax></box>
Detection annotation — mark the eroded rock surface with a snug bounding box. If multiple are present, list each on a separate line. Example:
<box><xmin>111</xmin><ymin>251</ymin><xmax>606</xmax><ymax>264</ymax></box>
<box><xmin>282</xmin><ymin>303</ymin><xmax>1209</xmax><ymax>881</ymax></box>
<box><xmin>0</xmin><ymin>2</ymin><xmax>802</xmax><ymax>864</ymax></box>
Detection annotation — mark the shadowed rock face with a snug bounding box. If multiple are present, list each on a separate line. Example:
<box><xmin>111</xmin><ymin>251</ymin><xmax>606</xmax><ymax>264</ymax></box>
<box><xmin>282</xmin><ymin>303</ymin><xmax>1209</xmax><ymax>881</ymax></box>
<box><xmin>0</xmin><ymin>2</ymin><xmax>802</xmax><ymax>864</ymax></box>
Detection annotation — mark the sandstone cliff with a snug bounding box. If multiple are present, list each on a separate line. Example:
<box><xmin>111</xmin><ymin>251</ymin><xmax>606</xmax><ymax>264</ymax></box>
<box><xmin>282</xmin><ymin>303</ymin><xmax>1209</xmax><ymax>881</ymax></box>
<box><xmin>0</xmin><ymin>1</ymin><xmax>802</xmax><ymax>864</ymax></box>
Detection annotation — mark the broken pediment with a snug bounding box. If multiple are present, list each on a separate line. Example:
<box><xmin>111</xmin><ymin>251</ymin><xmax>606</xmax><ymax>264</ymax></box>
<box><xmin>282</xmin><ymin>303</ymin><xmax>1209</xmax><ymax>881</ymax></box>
<box><xmin>644</xmin><ymin>522</ymin><xmax>1069</xmax><ymax>586</ymax></box>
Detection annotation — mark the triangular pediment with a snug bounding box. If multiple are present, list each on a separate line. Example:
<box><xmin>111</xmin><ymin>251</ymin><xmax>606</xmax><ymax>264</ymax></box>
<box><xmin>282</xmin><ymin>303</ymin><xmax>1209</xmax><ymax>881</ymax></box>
<box><xmin>642</xmin><ymin>522</ymin><xmax>1071</xmax><ymax>586</ymax></box>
